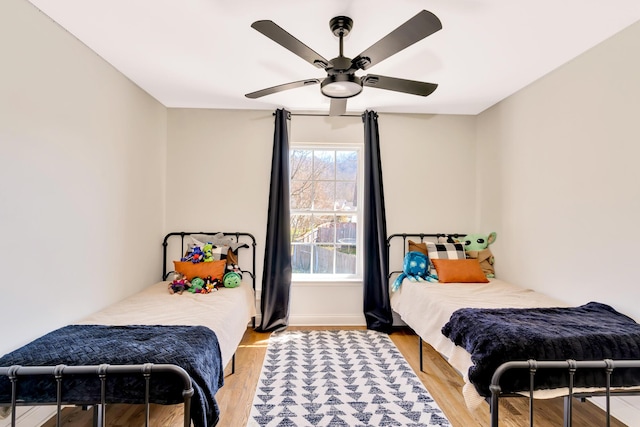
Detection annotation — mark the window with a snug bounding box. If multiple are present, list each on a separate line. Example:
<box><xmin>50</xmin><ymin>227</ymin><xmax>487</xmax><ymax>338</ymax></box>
<box><xmin>290</xmin><ymin>144</ymin><xmax>362</xmax><ymax>279</ymax></box>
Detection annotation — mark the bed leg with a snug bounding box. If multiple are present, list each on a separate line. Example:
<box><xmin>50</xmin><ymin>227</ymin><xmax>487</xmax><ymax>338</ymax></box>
<box><xmin>489</xmin><ymin>392</ymin><xmax>500</xmax><ymax>427</ymax></box>
<box><xmin>232</xmin><ymin>353</ymin><xmax>236</xmax><ymax>375</ymax></box>
<box><xmin>92</xmin><ymin>405</ymin><xmax>104</xmax><ymax>427</ymax></box>
<box><xmin>563</xmin><ymin>396</ymin><xmax>572</xmax><ymax>427</ymax></box>
<box><xmin>183</xmin><ymin>397</ymin><xmax>192</xmax><ymax>427</ymax></box>
<box><xmin>419</xmin><ymin>337</ymin><xmax>424</xmax><ymax>372</ymax></box>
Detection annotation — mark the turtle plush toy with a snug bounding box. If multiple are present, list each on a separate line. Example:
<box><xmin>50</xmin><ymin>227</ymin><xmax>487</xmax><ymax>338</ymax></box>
<box><xmin>460</xmin><ymin>232</ymin><xmax>497</xmax><ymax>278</ymax></box>
<box><xmin>223</xmin><ymin>264</ymin><xmax>243</xmax><ymax>288</ymax></box>
<box><xmin>392</xmin><ymin>251</ymin><xmax>431</xmax><ymax>292</ymax></box>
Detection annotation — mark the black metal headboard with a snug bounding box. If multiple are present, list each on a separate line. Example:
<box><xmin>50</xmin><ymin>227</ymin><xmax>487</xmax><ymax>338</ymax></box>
<box><xmin>161</xmin><ymin>231</ymin><xmax>257</xmax><ymax>291</ymax></box>
<box><xmin>386</xmin><ymin>233</ymin><xmax>466</xmax><ymax>279</ymax></box>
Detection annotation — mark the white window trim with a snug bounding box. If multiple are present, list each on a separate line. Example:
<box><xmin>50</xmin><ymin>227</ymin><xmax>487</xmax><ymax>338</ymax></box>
<box><xmin>290</xmin><ymin>141</ymin><xmax>364</xmax><ymax>282</ymax></box>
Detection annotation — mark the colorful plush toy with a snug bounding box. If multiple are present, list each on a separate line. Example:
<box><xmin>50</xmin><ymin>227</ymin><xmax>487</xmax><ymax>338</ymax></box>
<box><xmin>460</xmin><ymin>232</ymin><xmax>497</xmax><ymax>278</ymax></box>
<box><xmin>181</xmin><ymin>245</ymin><xmax>204</xmax><ymax>263</ymax></box>
<box><xmin>223</xmin><ymin>264</ymin><xmax>243</xmax><ymax>288</ymax></box>
<box><xmin>188</xmin><ymin>277</ymin><xmax>206</xmax><ymax>293</ymax></box>
<box><xmin>392</xmin><ymin>251</ymin><xmax>431</xmax><ymax>292</ymax></box>
<box><xmin>203</xmin><ymin>276</ymin><xmax>221</xmax><ymax>293</ymax></box>
<box><xmin>209</xmin><ymin>232</ymin><xmax>249</xmax><ymax>252</ymax></box>
<box><xmin>168</xmin><ymin>272</ymin><xmax>191</xmax><ymax>295</ymax></box>
<box><xmin>202</xmin><ymin>243</ymin><xmax>214</xmax><ymax>263</ymax></box>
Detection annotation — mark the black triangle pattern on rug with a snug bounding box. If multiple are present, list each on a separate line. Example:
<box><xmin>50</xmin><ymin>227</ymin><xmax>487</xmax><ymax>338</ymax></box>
<box><xmin>247</xmin><ymin>329</ymin><xmax>451</xmax><ymax>427</ymax></box>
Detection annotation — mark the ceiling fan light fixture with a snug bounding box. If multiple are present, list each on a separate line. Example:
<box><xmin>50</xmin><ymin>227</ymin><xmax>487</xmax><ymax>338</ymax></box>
<box><xmin>321</xmin><ymin>74</ymin><xmax>362</xmax><ymax>98</ymax></box>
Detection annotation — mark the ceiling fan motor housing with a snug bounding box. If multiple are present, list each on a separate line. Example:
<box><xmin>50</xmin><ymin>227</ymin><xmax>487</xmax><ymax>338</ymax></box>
<box><xmin>330</xmin><ymin>16</ymin><xmax>353</xmax><ymax>37</ymax></box>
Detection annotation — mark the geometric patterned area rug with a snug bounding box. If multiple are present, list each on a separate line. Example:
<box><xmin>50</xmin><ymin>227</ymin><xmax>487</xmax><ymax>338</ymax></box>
<box><xmin>247</xmin><ymin>329</ymin><xmax>451</xmax><ymax>427</ymax></box>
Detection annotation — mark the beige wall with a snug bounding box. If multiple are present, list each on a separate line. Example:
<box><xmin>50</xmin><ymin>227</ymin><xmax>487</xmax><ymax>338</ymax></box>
<box><xmin>0</xmin><ymin>0</ymin><xmax>167</xmax><ymax>355</ymax></box>
<box><xmin>476</xmin><ymin>20</ymin><xmax>640</xmax><ymax>323</ymax></box>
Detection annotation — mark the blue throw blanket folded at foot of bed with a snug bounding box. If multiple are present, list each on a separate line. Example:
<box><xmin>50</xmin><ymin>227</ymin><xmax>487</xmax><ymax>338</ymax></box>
<box><xmin>0</xmin><ymin>325</ymin><xmax>223</xmax><ymax>427</ymax></box>
<box><xmin>442</xmin><ymin>302</ymin><xmax>640</xmax><ymax>397</ymax></box>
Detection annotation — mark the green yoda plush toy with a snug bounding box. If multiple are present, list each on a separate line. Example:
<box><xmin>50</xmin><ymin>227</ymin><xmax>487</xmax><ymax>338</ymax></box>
<box><xmin>460</xmin><ymin>232</ymin><xmax>497</xmax><ymax>278</ymax></box>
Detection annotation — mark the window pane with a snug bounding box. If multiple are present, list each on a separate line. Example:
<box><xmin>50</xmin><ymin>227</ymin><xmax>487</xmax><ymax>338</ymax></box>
<box><xmin>336</xmin><ymin>151</ymin><xmax>357</xmax><ymax>181</ymax></box>
<box><xmin>336</xmin><ymin>245</ymin><xmax>356</xmax><ymax>274</ymax></box>
<box><xmin>313</xmin><ymin>215</ymin><xmax>335</xmax><ymax>243</ymax></box>
<box><xmin>313</xmin><ymin>244</ymin><xmax>334</xmax><ymax>274</ymax></box>
<box><xmin>289</xmin><ymin>145</ymin><xmax>360</xmax><ymax>278</ymax></box>
<box><xmin>291</xmin><ymin>179</ymin><xmax>312</xmax><ymax>209</ymax></box>
<box><xmin>336</xmin><ymin>215</ymin><xmax>357</xmax><ymax>244</ymax></box>
<box><xmin>291</xmin><ymin>214</ymin><xmax>312</xmax><ymax>242</ymax></box>
<box><xmin>335</xmin><ymin>181</ymin><xmax>357</xmax><ymax>210</ymax></box>
<box><xmin>314</xmin><ymin>150</ymin><xmax>335</xmax><ymax>180</ymax></box>
<box><xmin>313</xmin><ymin>181</ymin><xmax>335</xmax><ymax>210</ymax></box>
<box><xmin>292</xmin><ymin>244</ymin><xmax>311</xmax><ymax>274</ymax></box>
<box><xmin>290</xmin><ymin>149</ymin><xmax>313</xmax><ymax>181</ymax></box>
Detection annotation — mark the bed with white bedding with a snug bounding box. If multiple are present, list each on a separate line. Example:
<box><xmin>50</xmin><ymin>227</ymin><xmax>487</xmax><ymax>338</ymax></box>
<box><xmin>76</xmin><ymin>278</ymin><xmax>256</xmax><ymax>370</ymax></box>
<box><xmin>387</xmin><ymin>232</ymin><xmax>640</xmax><ymax>427</ymax></box>
<box><xmin>0</xmin><ymin>231</ymin><xmax>256</xmax><ymax>427</ymax></box>
<box><xmin>391</xmin><ymin>276</ymin><xmax>568</xmax><ymax>407</ymax></box>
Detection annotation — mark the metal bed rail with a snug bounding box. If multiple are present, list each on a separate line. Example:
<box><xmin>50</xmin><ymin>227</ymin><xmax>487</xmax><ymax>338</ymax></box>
<box><xmin>0</xmin><ymin>363</ymin><xmax>193</xmax><ymax>427</ymax></box>
<box><xmin>489</xmin><ymin>359</ymin><xmax>640</xmax><ymax>427</ymax></box>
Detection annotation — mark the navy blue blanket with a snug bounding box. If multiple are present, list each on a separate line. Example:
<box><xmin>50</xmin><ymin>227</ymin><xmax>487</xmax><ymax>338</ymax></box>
<box><xmin>0</xmin><ymin>325</ymin><xmax>223</xmax><ymax>427</ymax></box>
<box><xmin>442</xmin><ymin>302</ymin><xmax>640</xmax><ymax>397</ymax></box>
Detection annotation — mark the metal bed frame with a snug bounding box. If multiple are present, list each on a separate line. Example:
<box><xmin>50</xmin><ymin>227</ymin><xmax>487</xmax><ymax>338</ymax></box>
<box><xmin>490</xmin><ymin>359</ymin><xmax>640</xmax><ymax>427</ymax></box>
<box><xmin>0</xmin><ymin>364</ymin><xmax>193</xmax><ymax>427</ymax></box>
<box><xmin>386</xmin><ymin>233</ymin><xmax>465</xmax><ymax>372</ymax></box>
<box><xmin>0</xmin><ymin>231</ymin><xmax>257</xmax><ymax>427</ymax></box>
<box><xmin>162</xmin><ymin>231</ymin><xmax>258</xmax><ymax>374</ymax></box>
<box><xmin>387</xmin><ymin>232</ymin><xmax>640</xmax><ymax>427</ymax></box>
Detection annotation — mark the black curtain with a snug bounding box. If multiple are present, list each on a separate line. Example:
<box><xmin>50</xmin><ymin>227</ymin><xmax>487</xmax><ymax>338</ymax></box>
<box><xmin>362</xmin><ymin>110</ymin><xmax>393</xmax><ymax>333</ymax></box>
<box><xmin>257</xmin><ymin>109</ymin><xmax>292</xmax><ymax>332</ymax></box>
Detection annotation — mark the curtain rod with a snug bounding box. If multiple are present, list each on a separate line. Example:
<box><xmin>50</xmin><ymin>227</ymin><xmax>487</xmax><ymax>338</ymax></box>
<box><xmin>273</xmin><ymin>112</ymin><xmax>362</xmax><ymax>117</ymax></box>
<box><xmin>294</xmin><ymin>113</ymin><xmax>362</xmax><ymax>117</ymax></box>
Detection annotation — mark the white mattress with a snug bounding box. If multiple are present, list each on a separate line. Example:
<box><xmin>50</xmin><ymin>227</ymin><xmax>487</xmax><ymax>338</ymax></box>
<box><xmin>76</xmin><ymin>281</ymin><xmax>256</xmax><ymax>369</ymax></box>
<box><xmin>391</xmin><ymin>278</ymin><xmax>572</xmax><ymax>408</ymax></box>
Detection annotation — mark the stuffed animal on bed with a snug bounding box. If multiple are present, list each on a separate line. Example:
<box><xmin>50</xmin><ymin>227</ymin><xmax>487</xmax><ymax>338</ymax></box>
<box><xmin>168</xmin><ymin>272</ymin><xmax>191</xmax><ymax>295</ymax></box>
<box><xmin>188</xmin><ymin>277</ymin><xmax>206</xmax><ymax>293</ymax></box>
<box><xmin>460</xmin><ymin>232</ymin><xmax>497</xmax><ymax>278</ymax></box>
<box><xmin>202</xmin><ymin>243</ymin><xmax>214</xmax><ymax>263</ymax></box>
<box><xmin>223</xmin><ymin>264</ymin><xmax>243</xmax><ymax>288</ymax></box>
<box><xmin>392</xmin><ymin>251</ymin><xmax>431</xmax><ymax>292</ymax></box>
<box><xmin>209</xmin><ymin>232</ymin><xmax>248</xmax><ymax>252</ymax></box>
<box><xmin>181</xmin><ymin>245</ymin><xmax>204</xmax><ymax>263</ymax></box>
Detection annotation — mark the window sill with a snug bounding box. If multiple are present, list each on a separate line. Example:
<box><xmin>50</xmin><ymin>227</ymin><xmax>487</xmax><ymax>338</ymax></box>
<box><xmin>291</xmin><ymin>277</ymin><xmax>362</xmax><ymax>287</ymax></box>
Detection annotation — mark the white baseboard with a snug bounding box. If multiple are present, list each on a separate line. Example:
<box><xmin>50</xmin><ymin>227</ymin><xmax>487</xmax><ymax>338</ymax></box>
<box><xmin>590</xmin><ymin>396</ymin><xmax>640</xmax><ymax>427</ymax></box>
<box><xmin>287</xmin><ymin>314</ymin><xmax>366</xmax><ymax>326</ymax></box>
<box><xmin>0</xmin><ymin>406</ymin><xmax>56</xmax><ymax>427</ymax></box>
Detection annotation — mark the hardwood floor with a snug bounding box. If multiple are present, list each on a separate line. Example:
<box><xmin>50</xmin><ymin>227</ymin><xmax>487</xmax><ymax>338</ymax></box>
<box><xmin>41</xmin><ymin>326</ymin><xmax>627</xmax><ymax>426</ymax></box>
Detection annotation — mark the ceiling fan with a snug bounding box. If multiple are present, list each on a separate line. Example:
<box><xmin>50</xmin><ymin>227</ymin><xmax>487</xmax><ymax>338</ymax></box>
<box><xmin>245</xmin><ymin>10</ymin><xmax>442</xmax><ymax>116</ymax></box>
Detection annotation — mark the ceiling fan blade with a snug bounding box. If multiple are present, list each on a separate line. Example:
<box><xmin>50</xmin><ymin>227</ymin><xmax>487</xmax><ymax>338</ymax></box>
<box><xmin>329</xmin><ymin>98</ymin><xmax>347</xmax><ymax>116</ymax></box>
<box><xmin>251</xmin><ymin>20</ymin><xmax>330</xmax><ymax>69</ymax></box>
<box><xmin>353</xmin><ymin>10</ymin><xmax>442</xmax><ymax>70</ymax></box>
<box><xmin>245</xmin><ymin>79</ymin><xmax>321</xmax><ymax>99</ymax></box>
<box><xmin>362</xmin><ymin>74</ymin><xmax>437</xmax><ymax>96</ymax></box>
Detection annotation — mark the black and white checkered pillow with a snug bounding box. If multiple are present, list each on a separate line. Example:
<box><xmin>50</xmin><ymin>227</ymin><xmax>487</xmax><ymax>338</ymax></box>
<box><xmin>426</xmin><ymin>242</ymin><xmax>466</xmax><ymax>260</ymax></box>
<box><xmin>426</xmin><ymin>242</ymin><xmax>466</xmax><ymax>278</ymax></box>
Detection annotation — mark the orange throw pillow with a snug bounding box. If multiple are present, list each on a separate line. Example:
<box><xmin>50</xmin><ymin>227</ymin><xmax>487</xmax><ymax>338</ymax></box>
<box><xmin>431</xmin><ymin>259</ymin><xmax>489</xmax><ymax>283</ymax></box>
<box><xmin>173</xmin><ymin>260</ymin><xmax>226</xmax><ymax>281</ymax></box>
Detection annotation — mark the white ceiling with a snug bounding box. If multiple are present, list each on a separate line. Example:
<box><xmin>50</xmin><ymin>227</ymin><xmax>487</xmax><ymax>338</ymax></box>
<box><xmin>27</xmin><ymin>0</ymin><xmax>640</xmax><ymax>115</ymax></box>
